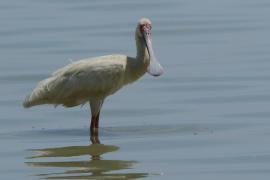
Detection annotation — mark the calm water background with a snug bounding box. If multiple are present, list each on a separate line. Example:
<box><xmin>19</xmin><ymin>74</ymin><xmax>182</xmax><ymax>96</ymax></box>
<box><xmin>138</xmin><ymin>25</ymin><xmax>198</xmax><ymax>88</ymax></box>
<box><xmin>1</xmin><ymin>0</ymin><xmax>270</xmax><ymax>179</ymax></box>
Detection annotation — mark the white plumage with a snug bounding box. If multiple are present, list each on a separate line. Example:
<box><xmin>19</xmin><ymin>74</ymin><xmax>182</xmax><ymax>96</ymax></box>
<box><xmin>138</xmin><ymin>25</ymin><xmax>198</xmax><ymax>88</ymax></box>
<box><xmin>24</xmin><ymin>55</ymin><xmax>128</xmax><ymax>107</ymax></box>
<box><xmin>23</xmin><ymin>18</ymin><xmax>163</xmax><ymax>133</ymax></box>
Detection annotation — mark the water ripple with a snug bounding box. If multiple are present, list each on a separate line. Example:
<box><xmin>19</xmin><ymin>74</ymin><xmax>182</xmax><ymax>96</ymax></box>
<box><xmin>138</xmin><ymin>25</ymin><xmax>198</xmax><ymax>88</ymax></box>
<box><xmin>67</xmin><ymin>1</ymin><xmax>176</xmax><ymax>11</ymax></box>
<box><xmin>153</xmin><ymin>84</ymin><xmax>248</xmax><ymax>92</ymax></box>
<box><xmin>0</xmin><ymin>73</ymin><xmax>47</xmax><ymax>82</ymax></box>
<box><xmin>145</xmin><ymin>75</ymin><xmax>270</xmax><ymax>84</ymax></box>
<box><xmin>183</xmin><ymin>94</ymin><xmax>270</xmax><ymax>104</ymax></box>
<box><xmin>224</xmin><ymin>111</ymin><xmax>270</xmax><ymax>118</ymax></box>
<box><xmin>8</xmin><ymin>122</ymin><xmax>250</xmax><ymax>139</ymax></box>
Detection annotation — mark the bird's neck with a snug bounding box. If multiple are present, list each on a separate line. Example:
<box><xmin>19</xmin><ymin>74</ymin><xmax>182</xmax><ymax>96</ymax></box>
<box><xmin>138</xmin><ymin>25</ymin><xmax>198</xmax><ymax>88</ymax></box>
<box><xmin>123</xmin><ymin>36</ymin><xmax>150</xmax><ymax>85</ymax></box>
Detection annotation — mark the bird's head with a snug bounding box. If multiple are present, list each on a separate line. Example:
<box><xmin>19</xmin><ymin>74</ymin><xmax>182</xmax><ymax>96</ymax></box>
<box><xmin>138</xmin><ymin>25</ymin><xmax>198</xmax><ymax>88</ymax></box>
<box><xmin>136</xmin><ymin>18</ymin><xmax>164</xmax><ymax>77</ymax></box>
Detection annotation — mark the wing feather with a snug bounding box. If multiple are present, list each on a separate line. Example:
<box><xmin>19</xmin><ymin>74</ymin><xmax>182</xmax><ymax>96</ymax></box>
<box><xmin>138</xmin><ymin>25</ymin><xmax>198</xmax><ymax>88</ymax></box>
<box><xmin>24</xmin><ymin>56</ymin><xmax>127</xmax><ymax>107</ymax></box>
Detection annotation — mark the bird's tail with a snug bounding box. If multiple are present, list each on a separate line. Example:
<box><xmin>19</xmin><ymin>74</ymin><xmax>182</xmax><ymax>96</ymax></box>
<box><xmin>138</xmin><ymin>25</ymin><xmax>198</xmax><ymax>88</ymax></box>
<box><xmin>23</xmin><ymin>77</ymin><xmax>53</xmax><ymax>108</ymax></box>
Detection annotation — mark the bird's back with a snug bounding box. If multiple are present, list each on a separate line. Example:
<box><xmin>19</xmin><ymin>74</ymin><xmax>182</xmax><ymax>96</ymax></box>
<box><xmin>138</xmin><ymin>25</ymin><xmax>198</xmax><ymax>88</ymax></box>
<box><xmin>23</xmin><ymin>55</ymin><xmax>129</xmax><ymax>108</ymax></box>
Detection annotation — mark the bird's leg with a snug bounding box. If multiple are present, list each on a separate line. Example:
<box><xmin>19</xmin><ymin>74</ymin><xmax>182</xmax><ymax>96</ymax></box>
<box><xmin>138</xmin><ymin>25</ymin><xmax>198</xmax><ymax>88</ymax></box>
<box><xmin>90</xmin><ymin>111</ymin><xmax>101</xmax><ymax>144</ymax></box>
<box><xmin>94</xmin><ymin>112</ymin><xmax>100</xmax><ymax>128</ymax></box>
<box><xmin>90</xmin><ymin>112</ymin><xmax>100</xmax><ymax>131</ymax></box>
<box><xmin>90</xmin><ymin>121</ymin><xmax>100</xmax><ymax>144</ymax></box>
<box><xmin>90</xmin><ymin>133</ymin><xmax>100</xmax><ymax>144</ymax></box>
<box><xmin>89</xmin><ymin>99</ymin><xmax>104</xmax><ymax>138</ymax></box>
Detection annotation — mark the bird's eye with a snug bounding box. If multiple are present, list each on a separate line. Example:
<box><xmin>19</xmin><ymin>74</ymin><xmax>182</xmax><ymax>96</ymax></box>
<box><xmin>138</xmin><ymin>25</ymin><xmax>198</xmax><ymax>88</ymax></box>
<box><xmin>140</xmin><ymin>25</ymin><xmax>145</xmax><ymax>33</ymax></box>
<box><xmin>140</xmin><ymin>24</ymin><xmax>151</xmax><ymax>33</ymax></box>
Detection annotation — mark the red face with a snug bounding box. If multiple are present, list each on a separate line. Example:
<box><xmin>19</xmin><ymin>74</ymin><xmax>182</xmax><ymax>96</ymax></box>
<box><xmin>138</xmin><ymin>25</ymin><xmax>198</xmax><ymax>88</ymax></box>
<box><xmin>140</xmin><ymin>23</ymin><xmax>152</xmax><ymax>36</ymax></box>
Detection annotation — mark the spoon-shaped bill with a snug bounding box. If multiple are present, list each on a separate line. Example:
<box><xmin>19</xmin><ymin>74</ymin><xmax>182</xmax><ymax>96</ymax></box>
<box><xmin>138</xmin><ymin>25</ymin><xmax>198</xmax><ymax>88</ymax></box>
<box><xmin>143</xmin><ymin>33</ymin><xmax>164</xmax><ymax>76</ymax></box>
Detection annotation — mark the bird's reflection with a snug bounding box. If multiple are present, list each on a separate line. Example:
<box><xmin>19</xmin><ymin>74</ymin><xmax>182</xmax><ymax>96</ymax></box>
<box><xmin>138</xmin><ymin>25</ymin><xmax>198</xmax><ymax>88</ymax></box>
<box><xmin>25</xmin><ymin>130</ymin><xmax>148</xmax><ymax>179</ymax></box>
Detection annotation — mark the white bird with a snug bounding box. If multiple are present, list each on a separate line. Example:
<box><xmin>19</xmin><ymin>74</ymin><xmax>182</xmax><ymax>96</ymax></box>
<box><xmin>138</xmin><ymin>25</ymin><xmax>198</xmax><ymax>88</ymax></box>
<box><xmin>23</xmin><ymin>18</ymin><xmax>164</xmax><ymax>134</ymax></box>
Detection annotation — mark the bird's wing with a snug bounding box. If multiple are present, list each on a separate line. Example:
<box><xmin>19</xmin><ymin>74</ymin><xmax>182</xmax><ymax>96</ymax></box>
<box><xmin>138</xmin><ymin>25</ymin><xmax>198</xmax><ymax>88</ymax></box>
<box><xmin>48</xmin><ymin>58</ymin><xmax>126</xmax><ymax>104</ymax></box>
<box><xmin>23</xmin><ymin>55</ymin><xmax>127</xmax><ymax>107</ymax></box>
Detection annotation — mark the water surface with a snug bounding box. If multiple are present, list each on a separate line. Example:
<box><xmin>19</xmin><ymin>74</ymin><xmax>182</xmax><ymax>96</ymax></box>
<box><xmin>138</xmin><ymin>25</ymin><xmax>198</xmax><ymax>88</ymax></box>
<box><xmin>1</xmin><ymin>0</ymin><xmax>270</xmax><ymax>179</ymax></box>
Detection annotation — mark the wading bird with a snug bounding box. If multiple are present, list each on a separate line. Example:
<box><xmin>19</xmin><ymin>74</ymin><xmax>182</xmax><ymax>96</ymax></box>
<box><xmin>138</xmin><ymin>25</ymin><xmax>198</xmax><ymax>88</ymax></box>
<box><xmin>23</xmin><ymin>18</ymin><xmax>164</xmax><ymax>134</ymax></box>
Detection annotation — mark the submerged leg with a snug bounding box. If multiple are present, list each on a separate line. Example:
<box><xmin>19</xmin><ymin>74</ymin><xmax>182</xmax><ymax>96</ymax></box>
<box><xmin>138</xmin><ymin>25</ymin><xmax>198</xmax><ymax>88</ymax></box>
<box><xmin>90</xmin><ymin>124</ymin><xmax>100</xmax><ymax>144</ymax></box>
<box><xmin>89</xmin><ymin>99</ymin><xmax>104</xmax><ymax>134</ymax></box>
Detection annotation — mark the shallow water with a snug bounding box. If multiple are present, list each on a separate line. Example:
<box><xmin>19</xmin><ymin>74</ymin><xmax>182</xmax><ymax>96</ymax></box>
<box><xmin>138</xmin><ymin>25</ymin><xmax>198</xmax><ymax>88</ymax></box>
<box><xmin>1</xmin><ymin>0</ymin><xmax>270</xmax><ymax>179</ymax></box>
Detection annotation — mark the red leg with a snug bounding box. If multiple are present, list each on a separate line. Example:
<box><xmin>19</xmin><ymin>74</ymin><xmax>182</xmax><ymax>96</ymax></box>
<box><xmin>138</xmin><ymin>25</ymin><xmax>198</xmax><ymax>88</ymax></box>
<box><xmin>90</xmin><ymin>116</ymin><xmax>96</xmax><ymax>131</ymax></box>
<box><xmin>94</xmin><ymin>113</ymin><xmax>100</xmax><ymax>128</ymax></box>
<box><xmin>90</xmin><ymin>131</ymin><xmax>100</xmax><ymax>144</ymax></box>
<box><xmin>90</xmin><ymin>111</ymin><xmax>100</xmax><ymax>129</ymax></box>
<box><xmin>89</xmin><ymin>99</ymin><xmax>103</xmax><ymax>130</ymax></box>
<box><xmin>90</xmin><ymin>112</ymin><xmax>100</xmax><ymax>144</ymax></box>
<box><xmin>90</xmin><ymin>111</ymin><xmax>100</xmax><ymax>134</ymax></box>
<box><xmin>89</xmin><ymin>99</ymin><xmax>103</xmax><ymax>143</ymax></box>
